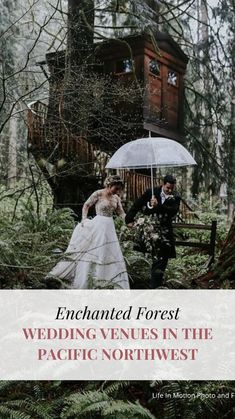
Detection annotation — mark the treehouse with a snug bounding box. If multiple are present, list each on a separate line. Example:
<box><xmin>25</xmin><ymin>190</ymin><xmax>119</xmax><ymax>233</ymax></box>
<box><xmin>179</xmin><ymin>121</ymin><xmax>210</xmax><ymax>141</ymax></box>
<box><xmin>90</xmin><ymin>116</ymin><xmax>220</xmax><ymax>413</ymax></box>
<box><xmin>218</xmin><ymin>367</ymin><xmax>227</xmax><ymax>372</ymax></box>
<box><xmin>93</xmin><ymin>31</ymin><xmax>188</xmax><ymax>145</ymax></box>
<box><xmin>27</xmin><ymin>31</ymin><xmax>189</xmax><ymax>214</ymax></box>
<box><xmin>29</xmin><ymin>31</ymin><xmax>188</xmax><ymax>157</ymax></box>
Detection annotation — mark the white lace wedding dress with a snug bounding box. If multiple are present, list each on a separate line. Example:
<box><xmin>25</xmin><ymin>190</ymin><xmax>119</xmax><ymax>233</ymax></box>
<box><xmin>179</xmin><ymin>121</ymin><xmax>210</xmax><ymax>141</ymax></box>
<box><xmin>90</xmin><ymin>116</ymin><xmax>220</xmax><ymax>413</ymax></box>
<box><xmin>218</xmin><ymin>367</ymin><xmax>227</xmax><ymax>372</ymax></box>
<box><xmin>47</xmin><ymin>190</ymin><xmax>130</xmax><ymax>289</ymax></box>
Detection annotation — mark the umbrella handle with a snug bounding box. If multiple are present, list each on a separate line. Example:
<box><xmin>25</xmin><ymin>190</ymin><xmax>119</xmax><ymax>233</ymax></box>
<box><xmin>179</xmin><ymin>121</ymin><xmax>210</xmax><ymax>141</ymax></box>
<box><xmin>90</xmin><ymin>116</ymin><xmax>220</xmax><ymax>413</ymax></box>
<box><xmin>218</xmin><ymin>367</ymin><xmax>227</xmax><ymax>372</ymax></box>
<box><xmin>147</xmin><ymin>195</ymin><xmax>155</xmax><ymax>210</ymax></box>
<box><xmin>147</xmin><ymin>165</ymin><xmax>154</xmax><ymax>209</ymax></box>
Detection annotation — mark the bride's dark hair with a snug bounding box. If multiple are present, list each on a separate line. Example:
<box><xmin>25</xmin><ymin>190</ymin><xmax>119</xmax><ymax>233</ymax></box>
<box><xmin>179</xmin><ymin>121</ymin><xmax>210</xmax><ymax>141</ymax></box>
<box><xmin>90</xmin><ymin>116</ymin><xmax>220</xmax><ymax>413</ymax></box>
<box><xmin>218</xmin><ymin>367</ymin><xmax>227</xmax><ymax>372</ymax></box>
<box><xmin>104</xmin><ymin>175</ymin><xmax>124</xmax><ymax>188</ymax></box>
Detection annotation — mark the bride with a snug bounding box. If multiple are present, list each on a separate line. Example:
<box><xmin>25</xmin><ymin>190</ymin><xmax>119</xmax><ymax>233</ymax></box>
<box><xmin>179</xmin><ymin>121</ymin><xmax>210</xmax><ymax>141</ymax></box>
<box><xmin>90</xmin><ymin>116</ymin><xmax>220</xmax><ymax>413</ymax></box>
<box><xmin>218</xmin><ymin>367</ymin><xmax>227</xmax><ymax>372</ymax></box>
<box><xmin>47</xmin><ymin>175</ymin><xmax>130</xmax><ymax>289</ymax></box>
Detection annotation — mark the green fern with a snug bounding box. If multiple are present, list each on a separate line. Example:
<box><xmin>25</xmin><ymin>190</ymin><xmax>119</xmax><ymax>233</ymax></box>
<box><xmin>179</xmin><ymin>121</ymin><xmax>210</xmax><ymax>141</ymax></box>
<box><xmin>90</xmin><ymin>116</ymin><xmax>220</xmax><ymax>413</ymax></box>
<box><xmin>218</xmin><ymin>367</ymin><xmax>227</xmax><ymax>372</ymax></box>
<box><xmin>0</xmin><ymin>399</ymin><xmax>57</xmax><ymax>419</ymax></box>
<box><xmin>61</xmin><ymin>390</ymin><xmax>110</xmax><ymax>418</ymax></box>
<box><xmin>0</xmin><ymin>206</ymin><xmax>75</xmax><ymax>289</ymax></box>
<box><xmin>61</xmin><ymin>389</ymin><xmax>156</xmax><ymax>419</ymax></box>
<box><xmin>0</xmin><ymin>380</ymin><xmax>18</xmax><ymax>393</ymax></box>
<box><xmin>103</xmin><ymin>381</ymin><xmax>130</xmax><ymax>395</ymax></box>
<box><xmin>101</xmin><ymin>400</ymin><xmax>156</xmax><ymax>418</ymax></box>
<box><xmin>0</xmin><ymin>405</ymin><xmax>32</xmax><ymax>419</ymax></box>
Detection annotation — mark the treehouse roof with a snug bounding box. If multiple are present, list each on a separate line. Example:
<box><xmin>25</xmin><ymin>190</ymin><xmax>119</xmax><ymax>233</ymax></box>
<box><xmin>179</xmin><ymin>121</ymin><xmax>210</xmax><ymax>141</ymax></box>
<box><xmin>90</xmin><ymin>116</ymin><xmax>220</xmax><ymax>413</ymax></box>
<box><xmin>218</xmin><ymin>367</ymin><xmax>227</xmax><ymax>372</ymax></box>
<box><xmin>95</xmin><ymin>31</ymin><xmax>189</xmax><ymax>65</ymax></box>
<box><xmin>38</xmin><ymin>31</ymin><xmax>188</xmax><ymax>72</ymax></box>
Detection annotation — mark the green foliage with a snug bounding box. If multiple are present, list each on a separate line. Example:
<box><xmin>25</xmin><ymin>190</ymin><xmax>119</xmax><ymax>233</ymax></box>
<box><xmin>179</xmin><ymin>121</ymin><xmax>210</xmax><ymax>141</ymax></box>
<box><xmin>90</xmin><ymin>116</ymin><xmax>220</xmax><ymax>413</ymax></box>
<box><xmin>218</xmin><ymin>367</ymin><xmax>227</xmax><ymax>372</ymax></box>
<box><xmin>0</xmin><ymin>380</ymin><xmax>234</xmax><ymax>419</ymax></box>
<box><xmin>165</xmin><ymin>249</ymin><xmax>208</xmax><ymax>288</ymax></box>
<box><xmin>0</xmin><ymin>406</ymin><xmax>31</xmax><ymax>419</ymax></box>
<box><xmin>61</xmin><ymin>388</ymin><xmax>155</xmax><ymax>418</ymax></box>
<box><xmin>0</xmin><ymin>380</ymin><xmax>64</xmax><ymax>419</ymax></box>
<box><xmin>194</xmin><ymin>200</ymin><xmax>229</xmax><ymax>244</ymax></box>
<box><xmin>166</xmin><ymin>201</ymin><xmax>229</xmax><ymax>288</ymax></box>
<box><xmin>104</xmin><ymin>380</ymin><xmax>130</xmax><ymax>395</ymax></box>
<box><xmin>0</xmin><ymin>192</ymin><xmax>75</xmax><ymax>288</ymax></box>
<box><xmin>115</xmin><ymin>199</ymin><xmax>230</xmax><ymax>289</ymax></box>
<box><xmin>148</xmin><ymin>380</ymin><xmax>235</xmax><ymax>419</ymax></box>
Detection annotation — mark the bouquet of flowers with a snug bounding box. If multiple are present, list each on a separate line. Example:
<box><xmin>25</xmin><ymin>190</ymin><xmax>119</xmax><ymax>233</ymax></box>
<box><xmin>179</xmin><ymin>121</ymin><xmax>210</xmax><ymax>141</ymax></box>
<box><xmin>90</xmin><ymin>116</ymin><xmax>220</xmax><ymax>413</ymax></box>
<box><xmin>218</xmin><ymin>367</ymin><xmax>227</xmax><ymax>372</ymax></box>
<box><xmin>133</xmin><ymin>215</ymin><xmax>171</xmax><ymax>254</ymax></box>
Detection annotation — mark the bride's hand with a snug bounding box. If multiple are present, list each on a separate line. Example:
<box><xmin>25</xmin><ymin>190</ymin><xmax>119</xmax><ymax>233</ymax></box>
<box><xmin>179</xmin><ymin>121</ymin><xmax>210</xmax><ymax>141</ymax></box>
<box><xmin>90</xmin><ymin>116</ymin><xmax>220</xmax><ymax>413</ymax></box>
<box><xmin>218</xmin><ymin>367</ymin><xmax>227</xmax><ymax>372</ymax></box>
<box><xmin>127</xmin><ymin>223</ymin><xmax>135</xmax><ymax>228</ymax></box>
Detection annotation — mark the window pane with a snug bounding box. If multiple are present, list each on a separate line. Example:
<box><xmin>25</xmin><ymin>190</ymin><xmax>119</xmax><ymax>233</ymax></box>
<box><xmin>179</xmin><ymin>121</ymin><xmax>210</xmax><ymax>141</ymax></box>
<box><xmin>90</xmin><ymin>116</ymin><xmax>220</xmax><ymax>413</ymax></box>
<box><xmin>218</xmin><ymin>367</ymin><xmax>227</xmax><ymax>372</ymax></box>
<box><xmin>149</xmin><ymin>59</ymin><xmax>160</xmax><ymax>76</ymax></box>
<box><xmin>116</xmin><ymin>58</ymin><xmax>133</xmax><ymax>73</ymax></box>
<box><xmin>168</xmin><ymin>70</ymin><xmax>178</xmax><ymax>86</ymax></box>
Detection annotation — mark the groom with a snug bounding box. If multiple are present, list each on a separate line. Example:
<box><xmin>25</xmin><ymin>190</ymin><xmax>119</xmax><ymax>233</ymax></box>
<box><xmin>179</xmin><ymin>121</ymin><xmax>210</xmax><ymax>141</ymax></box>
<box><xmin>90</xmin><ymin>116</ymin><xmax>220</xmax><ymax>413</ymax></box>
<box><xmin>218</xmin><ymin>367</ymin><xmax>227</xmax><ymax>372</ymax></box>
<box><xmin>125</xmin><ymin>174</ymin><xmax>181</xmax><ymax>288</ymax></box>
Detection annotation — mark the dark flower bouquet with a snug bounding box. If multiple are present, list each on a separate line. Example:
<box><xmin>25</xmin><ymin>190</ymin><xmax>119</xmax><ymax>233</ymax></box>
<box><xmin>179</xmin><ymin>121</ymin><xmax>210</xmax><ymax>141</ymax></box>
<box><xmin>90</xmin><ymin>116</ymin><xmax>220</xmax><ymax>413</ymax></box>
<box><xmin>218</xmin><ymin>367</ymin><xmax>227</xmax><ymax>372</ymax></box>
<box><xmin>133</xmin><ymin>215</ymin><xmax>171</xmax><ymax>254</ymax></box>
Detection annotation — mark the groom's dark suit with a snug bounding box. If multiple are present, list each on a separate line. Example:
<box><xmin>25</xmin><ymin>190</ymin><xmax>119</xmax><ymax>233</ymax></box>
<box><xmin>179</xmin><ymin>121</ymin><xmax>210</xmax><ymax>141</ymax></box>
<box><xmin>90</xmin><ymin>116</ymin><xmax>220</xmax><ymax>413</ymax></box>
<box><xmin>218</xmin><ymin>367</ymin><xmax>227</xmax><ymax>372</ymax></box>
<box><xmin>125</xmin><ymin>186</ymin><xmax>181</xmax><ymax>288</ymax></box>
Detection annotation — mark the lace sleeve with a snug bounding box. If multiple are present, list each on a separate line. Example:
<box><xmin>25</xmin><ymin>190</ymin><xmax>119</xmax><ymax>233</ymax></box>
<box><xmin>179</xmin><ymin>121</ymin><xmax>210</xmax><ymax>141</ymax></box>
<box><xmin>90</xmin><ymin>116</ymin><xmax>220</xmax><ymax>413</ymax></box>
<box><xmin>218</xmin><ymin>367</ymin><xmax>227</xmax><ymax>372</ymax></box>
<box><xmin>116</xmin><ymin>196</ymin><xmax>126</xmax><ymax>220</ymax></box>
<box><xmin>82</xmin><ymin>190</ymin><xmax>100</xmax><ymax>220</ymax></box>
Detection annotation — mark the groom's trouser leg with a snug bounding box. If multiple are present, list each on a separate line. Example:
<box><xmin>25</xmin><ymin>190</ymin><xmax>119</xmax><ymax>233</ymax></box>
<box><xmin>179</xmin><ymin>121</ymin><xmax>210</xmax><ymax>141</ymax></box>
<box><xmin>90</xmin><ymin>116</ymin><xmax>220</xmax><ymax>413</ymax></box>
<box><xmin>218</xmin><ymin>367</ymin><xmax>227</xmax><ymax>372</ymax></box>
<box><xmin>150</xmin><ymin>255</ymin><xmax>169</xmax><ymax>288</ymax></box>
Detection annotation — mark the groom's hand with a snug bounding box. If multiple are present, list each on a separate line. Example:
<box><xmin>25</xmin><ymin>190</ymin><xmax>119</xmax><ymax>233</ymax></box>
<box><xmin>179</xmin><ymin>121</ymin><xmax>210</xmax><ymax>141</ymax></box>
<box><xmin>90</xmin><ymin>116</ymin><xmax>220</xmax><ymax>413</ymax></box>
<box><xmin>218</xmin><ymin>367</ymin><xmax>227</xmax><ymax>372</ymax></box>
<box><xmin>150</xmin><ymin>196</ymin><xmax>158</xmax><ymax>207</ymax></box>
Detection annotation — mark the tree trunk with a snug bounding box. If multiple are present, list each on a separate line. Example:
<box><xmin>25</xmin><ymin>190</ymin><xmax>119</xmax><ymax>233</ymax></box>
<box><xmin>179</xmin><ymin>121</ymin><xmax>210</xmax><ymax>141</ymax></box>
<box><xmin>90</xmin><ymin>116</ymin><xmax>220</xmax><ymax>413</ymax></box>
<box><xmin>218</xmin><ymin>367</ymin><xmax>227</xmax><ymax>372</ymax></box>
<box><xmin>41</xmin><ymin>0</ymin><xmax>97</xmax><ymax>217</ymax></box>
<box><xmin>7</xmin><ymin>113</ymin><xmax>17</xmax><ymax>189</ymax></box>
<box><xmin>192</xmin><ymin>0</ymin><xmax>216</xmax><ymax>198</ymax></box>
<box><xmin>194</xmin><ymin>2</ymin><xmax>235</xmax><ymax>287</ymax></box>
<box><xmin>228</xmin><ymin>18</ymin><xmax>235</xmax><ymax>219</ymax></box>
<box><xmin>63</xmin><ymin>0</ymin><xmax>95</xmax><ymax>129</ymax></box>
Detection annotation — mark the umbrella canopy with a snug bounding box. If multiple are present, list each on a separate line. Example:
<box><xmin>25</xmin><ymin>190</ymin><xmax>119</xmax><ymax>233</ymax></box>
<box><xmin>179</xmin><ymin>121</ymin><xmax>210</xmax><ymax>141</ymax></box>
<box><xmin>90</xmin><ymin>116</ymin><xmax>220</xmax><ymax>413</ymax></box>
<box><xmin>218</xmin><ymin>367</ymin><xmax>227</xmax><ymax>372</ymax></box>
<box><xmin>106</xmin><ymin>137</ymin><xmax>197</xmax><ymax>169</ymax></box>
<box><xmin>106</xmin><ymin>137</ymin><xmax>197</xmax><ymax>208</ymax></box>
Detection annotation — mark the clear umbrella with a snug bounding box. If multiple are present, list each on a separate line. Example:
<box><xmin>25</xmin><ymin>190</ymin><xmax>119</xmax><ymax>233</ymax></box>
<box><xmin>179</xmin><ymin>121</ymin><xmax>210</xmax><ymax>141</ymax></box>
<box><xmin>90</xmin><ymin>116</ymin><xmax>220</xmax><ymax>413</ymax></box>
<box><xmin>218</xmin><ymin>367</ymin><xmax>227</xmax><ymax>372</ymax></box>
<box><xmin>105</xmin><ymin>137</ymin><xmax>197</xmax><ymax>207</ymax></box>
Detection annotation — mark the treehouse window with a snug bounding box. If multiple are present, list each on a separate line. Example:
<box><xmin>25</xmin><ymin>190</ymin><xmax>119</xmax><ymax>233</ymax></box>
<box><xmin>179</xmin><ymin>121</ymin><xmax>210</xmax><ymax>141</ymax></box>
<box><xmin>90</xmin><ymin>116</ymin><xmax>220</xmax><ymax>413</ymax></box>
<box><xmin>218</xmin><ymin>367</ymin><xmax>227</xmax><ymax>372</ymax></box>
<box><xmin>116</xmin><ymin>58</ymin><xmax>133</xmax><ymax>74</ymax></box>
<box><xmin>149</xmin><ymin>59</ymin><xmax>160</xmax><ymax>76</ymax></box>
<box><xmin>167</xmin><ymin>70</ymin><xmax>178</xmax><ymax>86</ymax></box>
